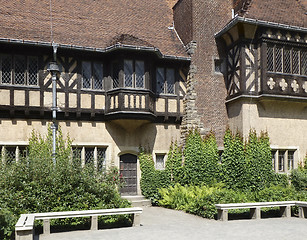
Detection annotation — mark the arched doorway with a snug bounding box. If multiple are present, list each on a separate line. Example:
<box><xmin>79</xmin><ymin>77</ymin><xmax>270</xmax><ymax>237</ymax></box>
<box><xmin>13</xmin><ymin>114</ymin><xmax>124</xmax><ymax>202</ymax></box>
<box><xmin>120</xmin><ymin>153</ymin><xmax>137</xmax><ymax>195</ymax></box>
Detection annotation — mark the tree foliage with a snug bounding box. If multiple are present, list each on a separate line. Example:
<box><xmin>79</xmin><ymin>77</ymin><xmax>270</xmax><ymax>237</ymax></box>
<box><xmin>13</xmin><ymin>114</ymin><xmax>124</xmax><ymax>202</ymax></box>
<box><xmin>0</xmin><ymin>126</ymin><xmax>129</xmax><ymax>239</ymax></box>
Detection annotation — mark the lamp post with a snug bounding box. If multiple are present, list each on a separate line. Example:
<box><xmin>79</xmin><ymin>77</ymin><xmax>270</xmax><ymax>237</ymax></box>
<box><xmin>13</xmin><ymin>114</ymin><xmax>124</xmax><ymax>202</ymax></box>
<box><xmin>47</xmin><ymin>45</ymin><xmax>59</xmax><ymax>165</ymax></box>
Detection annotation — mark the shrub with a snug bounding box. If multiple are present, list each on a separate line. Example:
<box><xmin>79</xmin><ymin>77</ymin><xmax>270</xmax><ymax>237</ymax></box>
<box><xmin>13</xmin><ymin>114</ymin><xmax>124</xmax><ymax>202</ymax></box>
<box><xmin>221</xmin><ymin>129</ymin><xmax>248</xmax><ymax>190</ymax></box>
<box><xmin>139</xmin><ymin>149</ymin><xmax>170</xmax><ymax>204</ymax></box>
<box><xmin>291</xmin><ymin>168</ymin><xmax>307</xmax><ymax>191</ymax></box>
<box><xmin>183</xmin><ymin>130</ymin><xmax>219</xmax><ymax>186</ymax></box>
<box><xmin>245</xmin><ymin>130</ymin><xmax>276</xmax><ymax>190</ymax></box>
<box><xmin>165</xmin><ymin>141</ymin><xmax>184</xmax><ymax>185</ymax></box>
<box><xmin>158</xmin><ymin>184</ymin><xmax>307</xmax><ymax>219</ymax></box>
<box><xmin>159</xmin><ymin>184</ymin><xmax>252</xmax><ymax>219</ymax></box>
<box><xmin>0</xmin><ymin>127</ymin><xmax>129</xmax><ymax>240</ymax></box>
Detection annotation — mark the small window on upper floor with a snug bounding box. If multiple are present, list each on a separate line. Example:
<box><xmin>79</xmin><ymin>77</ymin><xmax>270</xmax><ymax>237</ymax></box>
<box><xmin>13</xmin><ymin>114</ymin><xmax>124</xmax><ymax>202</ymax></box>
<box><xmin>156</xmin><ymin>67</ymin><xmax>175</xmax><ymax>95</ymax></box>
<box><xmin>0</xmin><ymin>54</ymin><xmax>38</xmax><ymax>86</ymax></box>
<box><xmin>266</xmin><ymin>45</ymin><xmax>307</xmax><ymax>76</ymax></box>
<box><xmin>82</xmin><ymin>61</ymin><xmax>103</xmax><ymax>90</ymax></box>
<box><xmin>124</xmin><ymin>59</ymin><xmax>145</xmax><ymax>88</ymax></box>
<box><xmin>214</xmin><ymin>59</ymin><xmax>223</xmax><ymax>73</ymax></box>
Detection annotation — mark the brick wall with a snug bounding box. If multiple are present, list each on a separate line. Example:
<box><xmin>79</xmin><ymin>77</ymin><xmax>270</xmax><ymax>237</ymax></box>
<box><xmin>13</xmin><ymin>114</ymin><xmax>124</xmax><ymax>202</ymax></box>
<box><xmin>173</xmin><ymin>0</ymin><xmax>193</xmax><ymax>45</ymax></box>
<box><xmin>176</xmin><ymin>0</ymin><xmax>233</xmax><ymax>146</ymax></box>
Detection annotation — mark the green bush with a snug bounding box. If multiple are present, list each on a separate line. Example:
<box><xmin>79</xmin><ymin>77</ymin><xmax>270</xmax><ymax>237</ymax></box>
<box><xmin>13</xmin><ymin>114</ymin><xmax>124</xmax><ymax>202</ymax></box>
<box><xmin>139</xmin><ymin>149</ymin><xmax>170</xmax><ymax>204</ymax></box>
<box><xmin>165</xmin><ymin>141</ymin><xmax>184</xmax><ymax>185</ymax></box>
<box><xmin>245</xmin><ymin>130</ymin><xmax>276</xmax><ymax>190</ymax></box>
<box><xmin>183</xmin><ymin>130</ymin><xmax>219</xmax><ymax>186</ymax></box>
<box><xmin>158</xmin><ymin>184</ymin><xmax>307</xmax><ymax>219</ymax></box>
<box><xmin>221</xmin><ymin>129</ymin><xmax>248</xmax><ymax>190</ymax></box>
<box><xmin>0</xmin><ymin>127</ymin><xmax>130</xmax><ymax>240</ymax></box>
<box><xmin>291</xmin><ymin>168</ymin><xmax>307</xmax><ymax>191</ymax></box>
<box><xmin>159</xmin><ymin>184</ymin><xmax>251</xmax><ymax>218</ymax></box>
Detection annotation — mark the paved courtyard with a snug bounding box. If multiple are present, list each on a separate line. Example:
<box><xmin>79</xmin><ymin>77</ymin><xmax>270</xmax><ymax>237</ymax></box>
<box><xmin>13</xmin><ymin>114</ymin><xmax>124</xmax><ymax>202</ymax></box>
<box><xmin>37</xmin><ymin>206</ymin><xmax>307</xmax><ymax>240</ymax></box>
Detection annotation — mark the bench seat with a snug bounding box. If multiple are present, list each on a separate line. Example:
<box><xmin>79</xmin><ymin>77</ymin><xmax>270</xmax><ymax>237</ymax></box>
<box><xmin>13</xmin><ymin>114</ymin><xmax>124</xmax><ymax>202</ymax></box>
<box><xmin>15</xmin><ymin>207</ymin><xmax>143</xmax><ymax>240</ymax></box>
<box><xmin>215</xmin><ymin>201</ymin><xmax>305</xmax><ymax>221</ymax></box>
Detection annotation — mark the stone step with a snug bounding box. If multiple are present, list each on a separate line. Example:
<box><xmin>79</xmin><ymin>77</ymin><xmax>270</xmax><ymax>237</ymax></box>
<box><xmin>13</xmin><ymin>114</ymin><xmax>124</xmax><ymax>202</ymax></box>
<box><xmin>122</xmin><ymin>195</ymin><xmax>152</xmax><ymax>207</ymax></box>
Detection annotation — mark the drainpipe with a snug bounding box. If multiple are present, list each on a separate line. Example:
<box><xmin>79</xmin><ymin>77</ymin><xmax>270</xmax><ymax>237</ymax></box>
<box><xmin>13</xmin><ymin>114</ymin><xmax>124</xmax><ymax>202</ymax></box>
<box><xmin>47</xmin><ymin>43</ymin><xmax>59</xmax><ymax>165</ymax></box>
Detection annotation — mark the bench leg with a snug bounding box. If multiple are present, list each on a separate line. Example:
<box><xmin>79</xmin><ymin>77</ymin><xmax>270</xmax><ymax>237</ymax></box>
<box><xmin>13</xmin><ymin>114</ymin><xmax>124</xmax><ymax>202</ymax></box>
<box><xmin>15</xmin><ymin>229</ymin><xmax>34</xmax><ymax>240</ymax></box>
<box><xmin>133</xmin><ymin>213</ymin><xmax>141</xmax><ymax>227</ymax></box>
<box><xmin>299</xmin><ymin>207</ymin><xmax>307</xmax><ymax>218</ymax></box>
<box><xmin>250</xmin><ymin>207</ymin><xmax>261</xmax><ymax>220</ymax></box>
<box><xmin>217</xmin><ymin>209</ymin><xmax>228</xmax><ymax>221</ymax></box>
<box><xmin>91</xmin><ymin>216</ymin><xmax>98</xmax><ymax>230</ymax></box>
<box><xmin>280</xmin><ymin>206</ymin><xmax>291</xmax><ymax>217</ymax></box>
<box><xmin>43</xmin><ymin>219</ymin><xmax>50</xmax><ymax>234</ymax></box>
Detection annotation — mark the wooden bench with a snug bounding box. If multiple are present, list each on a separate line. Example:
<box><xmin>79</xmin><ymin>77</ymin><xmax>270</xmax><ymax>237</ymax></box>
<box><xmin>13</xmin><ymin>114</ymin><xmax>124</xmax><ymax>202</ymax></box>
<box><xmin>215</xmin><ymin>201</ymin><xmax>301</xmax><ymax>221</ymax></box>
<box><xmin>15</xmin><ymin>207</ymin><xmax>142</xmax><ymax>240</ymax></box>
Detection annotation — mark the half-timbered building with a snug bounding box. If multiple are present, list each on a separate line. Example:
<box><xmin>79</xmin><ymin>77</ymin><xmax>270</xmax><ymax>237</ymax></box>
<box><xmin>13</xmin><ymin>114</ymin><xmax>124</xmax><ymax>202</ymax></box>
<box><xmin>0</xmin><ymin>0</ymin><xmax>306</xmax><ymax>195</ymax></box>
<box><xmin>174</xmin><ymin>0</ymin><xmax>307</xmax><ymax>174</ymax></box>
<box><xmin>0</xmin><ymin>0</ymin><xmax>189</xmax><ymax>195</ymax></box>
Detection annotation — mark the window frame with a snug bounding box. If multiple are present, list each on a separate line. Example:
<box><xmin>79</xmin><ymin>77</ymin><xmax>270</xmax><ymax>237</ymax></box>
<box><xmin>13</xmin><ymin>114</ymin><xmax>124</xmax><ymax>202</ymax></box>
<box><xmin>266</xmin><ymin>44</ymin><xmax>306</xmax><ymax>76</ymax></box>
<box><xmin>271</xmin><ymin>149</ymin><xmax>296</xmax><ymax>173</ymax></box>
<box><xmin>123</xmin><ymin>59</ymin><xmax>145</xmax><ymax>89</ymax></box>
<box><xmin>155</xmin><ymin>67</ymin><xmax>176</xmax><ymax>95</ymax></box>
<box><xmin>155</xmin><ymin>153</ymin><xmax>166</xmax><ymax>170</ymax></box>
<box><xmin>81</xmin><ymin>61</ymin><xmax>104</xmax><ymax>90</ymax></box>
<box><xmin>0</xmin><ymin>54</ymin><xmax>38</xmax><ymax>86</ymax></box>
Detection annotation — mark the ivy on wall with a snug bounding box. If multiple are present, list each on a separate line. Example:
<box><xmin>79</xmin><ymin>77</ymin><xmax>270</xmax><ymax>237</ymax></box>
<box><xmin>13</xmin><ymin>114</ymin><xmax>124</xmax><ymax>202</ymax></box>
<box><xmin>165</xmin><ymin>141</ymin><xmax>183</xmax><ymax>185</ymax></box>
<box><xmin>139</xmin><ymin>149</ymin><xmax>170</xmax><ymax>204</ymax></box>
<box><xmin>221</xmin><ymin>129</ymin><xmax>247</xmax><ymax>190</ymax></box>
<box><xmin>140</xmin><ymin>127</ymin><xmax>291</xmax><ymax>202</ymax></box>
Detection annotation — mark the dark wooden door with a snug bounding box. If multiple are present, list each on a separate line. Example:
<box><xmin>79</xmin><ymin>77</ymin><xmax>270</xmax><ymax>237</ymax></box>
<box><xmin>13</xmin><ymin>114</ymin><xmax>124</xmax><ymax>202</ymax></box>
<box><xmin>120</xmin><ymin>154</ymin><xmax>137</xmax><ymax>195</ymax></box>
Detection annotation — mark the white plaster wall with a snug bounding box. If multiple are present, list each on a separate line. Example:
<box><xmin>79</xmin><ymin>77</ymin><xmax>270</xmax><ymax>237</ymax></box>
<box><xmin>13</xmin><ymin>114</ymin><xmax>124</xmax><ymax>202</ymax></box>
<box><xmin>0</xmin><ymin>119</ymin><xmax>180</xmax><ymax>194</ymax></box>
<box><xmin>228</xmin><ymin>99</ymin><xmax>307</xmax><ymax>166</ymax></box>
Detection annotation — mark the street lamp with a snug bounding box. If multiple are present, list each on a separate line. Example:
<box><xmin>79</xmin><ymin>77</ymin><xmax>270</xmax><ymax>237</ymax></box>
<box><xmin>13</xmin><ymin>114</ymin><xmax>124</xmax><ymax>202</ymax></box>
<box><xmin>47</xmin><ymin>59</ymin><xmax>59</xmax><ymax>166</ymax></box>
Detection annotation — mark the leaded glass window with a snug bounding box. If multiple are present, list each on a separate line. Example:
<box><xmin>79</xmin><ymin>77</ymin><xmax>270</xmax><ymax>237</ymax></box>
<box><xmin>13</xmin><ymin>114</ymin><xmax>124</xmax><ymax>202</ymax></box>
<box><xmin>275</xmin><ymin>47</ymin><xmax>283</xmax><ymax>73</ymax></box>
<box><xmin>292</xmin><ymin>50</ymin><xmax>299</xmax><ymax>74</ymax></box>
<box><xmin>267</xmin><ymin>46</ymin><xmax>274</xmax><ymax>72</ymax></box>
<box><xmin>82</xmin><ymin>61</ymin><xmax>91</xmax><ymax>89</ymax></box>
<box><xmin>93</xmin><ymin>62</ymin><xmax>103</xmax><ymax>90</ymax></box>
<box><xmin>1</xmin><ymin>55</ymin><xmax>12</xmax><ymax>84</ymax></box>
<box><xmin>85</xmin><ymin>147</ymin><xmax>94</xmax><ymax>165</ymax></box>
<box><xmin>123</xmin><ymin>59</ymin><xmax>145</xmax><ymax>88</ymax></box>
<box><xmin>124</xmin><ymin>60</ymin><xmax>133</xmax><ymax>87</ymax></box>
<box><xmin>97</xmin><ymin>148</ymin><xmax>106</xmax><ymax>171</ymax></box>
<box><xmin>166</xmin><ymin>68</ymin><xmax>175</xmax><ymax>94</ymax></box>
<box><xmin>156</xmin><ymin>67</ymin><xmax>175</xmax><ymax>95</ymax></box>
<box><xmin>5</xmin><ymin>147</ymin><xmax>16</xmax><ymax>164</ymax></box>
<box><xmin>284</xmin><ymin>49</ymin><xmax>291</xmax><ymax>73</ymax></box>
<box><xmin>266</xmin><ymin>45</ymin><xmax>306</xmax><ymax>76</ymax></box>
<box><xmin>18</xmin><ymin>146</ymin><xmax>28</xmax><ymax>159</ymax></box>
<box><xmin>156</xmin><ymin>67</ymin><xmax>165</xmax><ymax>94</ymax></box>
<box><xmin>135</xmin><ymin>60</ymin><xmax>145</xmax><ymax>88</ymax></box>
<box><xmin>28</xmin><ymin>56</ymin><xmax>38</xmax><ymax>85</ymax></box>
<box><xmin>15</xmin><ymin>55</ymin><xmax>26</xmax><ymax>85</ymax></box>
<box><xmin>112</xmin><ymin>62</ymin><xmax>120</xmax><ymax>88</ymax></box>
<box><xmin>301</xmin><ymin>51</ymin><xmax>307</xmax><ymax>75</ymax></box>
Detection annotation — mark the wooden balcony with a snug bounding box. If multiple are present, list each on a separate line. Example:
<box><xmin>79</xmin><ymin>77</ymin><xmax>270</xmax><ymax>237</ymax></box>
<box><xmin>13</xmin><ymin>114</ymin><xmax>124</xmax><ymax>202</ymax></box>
<box><xmin>105</xmin><ymin>88</ymin><xmax>156</xmax><ymax>120</ymax></box>
<box><xmin>262</xmin><ymin>73</ymin><xmax>307</xmax><ymax>99</ymax></box>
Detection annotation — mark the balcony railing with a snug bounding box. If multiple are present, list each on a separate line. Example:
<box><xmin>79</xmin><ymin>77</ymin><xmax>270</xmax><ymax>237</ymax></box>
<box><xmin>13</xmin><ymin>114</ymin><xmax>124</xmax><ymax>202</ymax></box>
<box><xmin>105</xmin><ymin>88</ymin><xmax>156</xmax><ymax>119</ymax></box>
<box><xmin>262</xmin><ymin>72</ymin><xmax>307</xmax><ymax>98</ymax></box>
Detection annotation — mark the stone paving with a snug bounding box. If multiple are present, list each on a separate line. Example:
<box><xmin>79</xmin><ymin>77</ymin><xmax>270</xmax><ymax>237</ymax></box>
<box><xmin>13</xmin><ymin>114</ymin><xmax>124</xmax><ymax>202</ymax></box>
<box><xmin>37</xmin><ymin>206</ymin><xmax>307</xmax><ymax>240</ymax></box>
